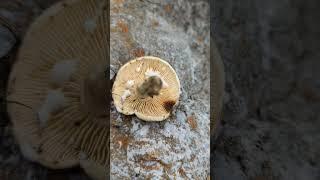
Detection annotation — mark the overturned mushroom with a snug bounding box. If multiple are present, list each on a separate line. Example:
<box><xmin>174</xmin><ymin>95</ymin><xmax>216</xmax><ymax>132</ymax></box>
<box><xmin>112</xmin><ymin>56</ymin><xmax>180</xmax><ymax>121</ymax></box>
<box><xmin>6</xmin><ymin>0</ymin><xmax>109</xmax><ymax>178</ymax></box>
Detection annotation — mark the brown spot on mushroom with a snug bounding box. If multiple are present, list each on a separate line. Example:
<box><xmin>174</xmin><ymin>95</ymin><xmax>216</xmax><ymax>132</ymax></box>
<box><xmin>187</xmin><ymin>115</ymin><xmax>198</xmax><ymax>130</ymax></box>
<box><xmin>163</xmin><ymin>100</ymin><xmax>176</xmax><ymax>112</ymax></box>
<box><xmin>132</xmin><ymin>48</ymin><xmax>145</xmax><ymax>57</ymax></box>
<box><xmin>117</xmin><ymin>20</ymin><xmax>129</xmax><ymax>33</ymax></box>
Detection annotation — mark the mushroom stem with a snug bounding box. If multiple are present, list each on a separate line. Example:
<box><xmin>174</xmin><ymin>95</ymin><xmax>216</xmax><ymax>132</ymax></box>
<box><xmin>137</xmin><ymin>76</ymin><xmax>163</xmax><ymax>98</ymax></box>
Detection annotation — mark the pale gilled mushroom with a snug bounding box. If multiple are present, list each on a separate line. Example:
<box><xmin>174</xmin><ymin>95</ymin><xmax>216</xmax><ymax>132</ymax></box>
<box><xmin>112</xmin><ymin>56</ymin><xmax>180</xmax><ymax>121</ymax></box>
<box><xmin>6</xmin><ymin>0</ymin><xmax>109</xmax><ymax>178</ymax></box>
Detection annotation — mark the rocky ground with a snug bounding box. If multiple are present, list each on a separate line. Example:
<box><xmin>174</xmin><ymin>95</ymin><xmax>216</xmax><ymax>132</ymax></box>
<box><xmin>0</xmin><ymin>0</ymin><xmax>319</xmax><ymax>179</ymax></box>
<box><xmin>110</xmin><ymin>0</ymin><xmax>210</xmax><ymax>179</ymax></box>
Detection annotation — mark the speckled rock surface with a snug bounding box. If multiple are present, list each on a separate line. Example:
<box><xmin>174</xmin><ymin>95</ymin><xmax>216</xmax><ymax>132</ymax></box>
<box><xmin>110</xmin><ymin>0</ymin><xmax>210</xmax><ymax>179</ymax></box>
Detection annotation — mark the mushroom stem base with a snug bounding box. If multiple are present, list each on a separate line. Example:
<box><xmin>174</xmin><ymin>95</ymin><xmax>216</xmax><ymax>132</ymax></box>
<box><xmin>137</xmin><ymin>76</ymin><xmax>162</xmax><ymax>98</ymax></box>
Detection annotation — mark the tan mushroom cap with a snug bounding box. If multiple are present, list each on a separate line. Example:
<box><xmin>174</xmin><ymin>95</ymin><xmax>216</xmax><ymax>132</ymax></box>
<box><xmin>112</xmin><ymin>56</ymin><xmax>180</xmax><ymax>121</ymax></box>
<box><xmin>6</xmin><ymin>0</ymin><xmax>109</xmax><ymax>173</ymax></box>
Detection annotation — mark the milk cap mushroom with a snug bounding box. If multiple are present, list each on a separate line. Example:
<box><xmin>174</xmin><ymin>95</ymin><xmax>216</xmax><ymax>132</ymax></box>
<box><xmin>6</xmin><ymin>0</ymin><xmax>110</xmax><ymax>175</ymax></box>
<box><xmin>112</xmin><ymin>56</ymin><xmax>180</xmax><ymax>121</ymax></box>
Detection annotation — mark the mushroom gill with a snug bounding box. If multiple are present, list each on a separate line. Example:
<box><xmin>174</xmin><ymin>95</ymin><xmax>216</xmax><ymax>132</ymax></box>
<box><xmin>6</xmin><ymin>0</ymin><xmax>110</xmax><ymax>178</ymax></box>
<box><xmin>112</xmin><ymin>56</ymin><xmax>180</xmax><ymax>121</ymax></box>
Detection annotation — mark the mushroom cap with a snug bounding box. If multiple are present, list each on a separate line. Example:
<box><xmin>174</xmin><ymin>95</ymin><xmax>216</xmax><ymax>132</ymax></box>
<box><xmin>6</xmin><ymin>0</ymin><xmax>109</xmax><ymax>172</ymax></box>
<box><xmin>211</xmin><ymin>38</ymin><xmax>225</xmax><ymax>137</ymax></box>
<box><xmin>112</xmin><ymin>56</ymin><xmax>180</xmax><ymax>121</ymax></box>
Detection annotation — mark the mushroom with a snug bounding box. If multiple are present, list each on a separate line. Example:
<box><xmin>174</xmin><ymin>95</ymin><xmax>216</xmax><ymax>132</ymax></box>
<box><xmin>6</xmin><ymin>0</ymin><xmax>109</xmax><ymax>178</ymax></box>
<box><xmin>112</xmin><ymin>56</ymin><xmax>180</xmax><ymax>121</ymax></box>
